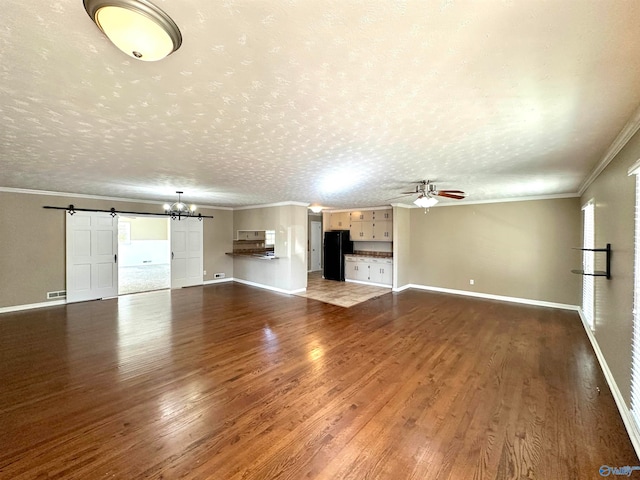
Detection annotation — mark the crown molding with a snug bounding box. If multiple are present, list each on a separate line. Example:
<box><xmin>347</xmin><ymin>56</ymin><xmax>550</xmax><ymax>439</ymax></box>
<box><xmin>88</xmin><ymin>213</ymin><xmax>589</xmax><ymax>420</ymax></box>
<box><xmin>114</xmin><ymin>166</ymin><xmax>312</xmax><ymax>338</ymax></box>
<box><xmin>402</xmin><ymin>192</ymin><xmax>579</xmax><ymax>208</ymax></box>
<box><xmin>233</xmin><ymin>201</ymin><xmax>310</xmax><ymax>211</ymax></box>
<box><xmin>322</xmin><ymin>205</ymin><xmax>392</xmax><ymax>213</ymax></box>
<box><xmin>629</xmin><ymin>158</ymin><xmax>640</xmax><ymax>176</ymax></box>
<box><xmin>579</xmin><ymin>103</ymin><xmax>640</xmax><ymax>195</ymax></box>
<box><xmin>0</xmin><ymin>187</ymin><xmax>234</xmax><ymax>210</ymax></box>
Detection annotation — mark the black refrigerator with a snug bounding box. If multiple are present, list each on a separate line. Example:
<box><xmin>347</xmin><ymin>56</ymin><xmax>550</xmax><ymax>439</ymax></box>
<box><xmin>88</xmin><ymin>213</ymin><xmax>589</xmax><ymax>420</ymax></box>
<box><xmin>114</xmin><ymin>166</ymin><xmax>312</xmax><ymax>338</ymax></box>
<box><xmin>323</xmin><ymin>230</ymin><xmax>353</xmax><ymax>281</ymax></box>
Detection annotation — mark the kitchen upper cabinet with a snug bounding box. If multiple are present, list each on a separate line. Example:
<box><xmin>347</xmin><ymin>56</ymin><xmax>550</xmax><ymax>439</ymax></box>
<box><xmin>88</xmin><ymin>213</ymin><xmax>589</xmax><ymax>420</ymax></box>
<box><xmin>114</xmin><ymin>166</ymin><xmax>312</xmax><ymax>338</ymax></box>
<box><xmin>328</xmin><ymin>208</ymin><xmax>393</xmax><ymax>242</ymax></box>
<box><xmin>349</xmin><ymin>209</ymin><xmax>392</xmax><ymax>241</ymax></box>
<box><xmin>350</xmin><ymin>220</ymin><xmax>374</xmax><ymax>241</ymax></box>
<box><xmin>237</xmin><ymin>230</ymin><xmax>266</xmax><ymax>240</ymax></box>
<box><xmin>378</xmin><ymin>210</ymin><xmax>393</xmax><ymax>221</ymax></box>
<box><xmin>329</xmin><ymin>212</ymin><xmax>350</xmax><ymax>230</ymax></box>
<box><xmin>350</xmin><ymin>210</ymin><xmax>375</xmax><ymax>223</ymax></box>
<box><xmin>372</xmin><ymin>220</ymin><xmax>392</xmax><ymax>241</ymax></box>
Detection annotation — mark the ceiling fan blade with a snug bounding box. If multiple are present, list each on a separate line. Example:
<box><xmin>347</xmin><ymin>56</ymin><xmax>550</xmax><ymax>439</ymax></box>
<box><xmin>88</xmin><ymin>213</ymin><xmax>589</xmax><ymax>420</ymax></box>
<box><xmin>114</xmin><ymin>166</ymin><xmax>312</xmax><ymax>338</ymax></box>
<box><xmin>437</xmin><ymin>190</ymin><xmax>465</xmax><ymax>194</ymax></box>
<box><xmin>386</xmin><ymin>193</ymin><xmax>415</xmax><ymax>200</ymax></box>
<box><xmin>436</xmin><ymin>192</ymin><xmax>466</xmax><ymax>200</ymax></box>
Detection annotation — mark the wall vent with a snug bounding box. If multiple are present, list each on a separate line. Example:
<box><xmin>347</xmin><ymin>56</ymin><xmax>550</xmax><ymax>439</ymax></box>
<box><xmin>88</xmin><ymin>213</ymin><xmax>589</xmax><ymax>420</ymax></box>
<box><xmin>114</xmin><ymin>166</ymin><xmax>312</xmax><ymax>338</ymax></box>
<box><xmin>47</xmin><ymin>290</ymin><xmax>67</xmax><ymax>299</ymax></box>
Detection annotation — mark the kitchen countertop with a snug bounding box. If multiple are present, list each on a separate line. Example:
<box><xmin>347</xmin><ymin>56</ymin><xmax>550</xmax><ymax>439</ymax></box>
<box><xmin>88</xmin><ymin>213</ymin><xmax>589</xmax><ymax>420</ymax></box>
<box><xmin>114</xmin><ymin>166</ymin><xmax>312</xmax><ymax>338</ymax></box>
<box><xmin>225</xmin><ymin>252</ymin><xmax>278</xmax><ymax>260</ymax></box>
<box><xmin>346</xmin><ymin>253</ymin><xmax>393</xmax><ymax>259</ymax></box>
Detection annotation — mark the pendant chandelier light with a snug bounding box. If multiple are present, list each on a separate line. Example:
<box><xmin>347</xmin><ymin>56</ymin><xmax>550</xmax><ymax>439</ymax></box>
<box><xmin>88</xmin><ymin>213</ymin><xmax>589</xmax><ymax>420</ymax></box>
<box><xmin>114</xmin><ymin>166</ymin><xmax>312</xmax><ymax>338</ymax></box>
<box><xmin>83</xmin><ymin>0</ymin><xmax>182</xmax><ymax>61</ymax></box>
<box><xmin>163</xmin><ymin>191</ymin><xmax>197</xmax><ymax>219</ymax></box>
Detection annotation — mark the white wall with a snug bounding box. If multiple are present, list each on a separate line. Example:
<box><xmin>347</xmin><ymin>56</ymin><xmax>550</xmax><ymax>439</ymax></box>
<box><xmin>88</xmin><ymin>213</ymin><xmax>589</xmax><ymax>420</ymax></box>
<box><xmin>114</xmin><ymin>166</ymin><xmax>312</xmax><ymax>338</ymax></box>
<box><xmin>119</xmin><ymin>240</ymin><xmax>170</xmax><ymax>266</ymax></box>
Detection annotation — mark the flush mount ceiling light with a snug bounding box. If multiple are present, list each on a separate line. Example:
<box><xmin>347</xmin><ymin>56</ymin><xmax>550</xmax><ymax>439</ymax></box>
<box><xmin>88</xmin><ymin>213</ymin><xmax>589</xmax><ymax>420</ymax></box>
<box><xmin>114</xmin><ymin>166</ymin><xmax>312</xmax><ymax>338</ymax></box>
<box><xmin>83</xmin><ymin>0</ymin><xmax>182</xmax><ymax>61</ymax></box>
<box><xmin>163</xmin><ymin>191</ymin><xmax>198</xmax><ymax>220</ymax></box>
<box><xmin>309</xmin><ymin>206</ymin><xmax>323</xmax><ymax>214</ymax></box>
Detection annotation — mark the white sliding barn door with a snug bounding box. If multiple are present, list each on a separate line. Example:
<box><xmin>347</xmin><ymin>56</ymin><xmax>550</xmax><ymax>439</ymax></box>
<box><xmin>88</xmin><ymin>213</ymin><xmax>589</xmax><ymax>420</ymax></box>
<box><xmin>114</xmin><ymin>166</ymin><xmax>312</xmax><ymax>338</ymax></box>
<box><xmin>66</xmin><ymin>212</ymin><xmax>118</xmax><ymax>303</ymax></box>
<box><xmin>171</xmin><ymin>219</ymin><xmax>203</xmax><ymax>288</ymax></box>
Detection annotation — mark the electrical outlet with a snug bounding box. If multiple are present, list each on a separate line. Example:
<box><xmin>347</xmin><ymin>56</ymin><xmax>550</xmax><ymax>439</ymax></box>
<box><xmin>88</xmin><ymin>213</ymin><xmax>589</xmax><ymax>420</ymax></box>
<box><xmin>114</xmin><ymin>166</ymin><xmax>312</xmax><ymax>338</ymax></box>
<box><xmin>203</xmin><ymin>270</ymin><xmax>207</xmax><ymax>276</ymax></box>
<box><xmin>469</xmin><ymin>279</ymin><xmax>475</xmax><ymax>285</ymax></box>
<box><xmin>214</xmin><ymin>273</ymin><xmax>225</xmax><ymax>279</ymax></box>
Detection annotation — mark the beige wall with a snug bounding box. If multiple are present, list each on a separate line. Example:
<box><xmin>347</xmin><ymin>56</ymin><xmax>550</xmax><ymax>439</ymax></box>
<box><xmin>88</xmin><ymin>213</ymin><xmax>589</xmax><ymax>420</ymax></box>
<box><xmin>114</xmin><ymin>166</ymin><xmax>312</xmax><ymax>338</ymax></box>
<box><xmin>0</xmin><ymin>191</ymin><xmax>233</xmax><ymax>308</ymax></box>
<box><xmin>202</xmin><ymin>206</ymin><xmax>234</xmax><ymax>283</ymax></box>
<box><xmin>233</xmin><ymin>204</ymin><xmax>308</xmax><ymax>292</ymax></box>
<box><xmin>407</xmin><ymin>197</ymin><xmax>581</xmax><ymax>306</ymax></box>
<box><xmin>119</xmin><ymin>216</ymin><xmax>168</xmax><ymax>241</ymax></box>
<box><xmin>392</xmin><ymin>206</ymin><xmax>412</xmax><ymax>289</ymax></box>
<box><xmin>581</xmin><ymin>129</ymin><xmax>640</xmax><ymax>407</ymax></box>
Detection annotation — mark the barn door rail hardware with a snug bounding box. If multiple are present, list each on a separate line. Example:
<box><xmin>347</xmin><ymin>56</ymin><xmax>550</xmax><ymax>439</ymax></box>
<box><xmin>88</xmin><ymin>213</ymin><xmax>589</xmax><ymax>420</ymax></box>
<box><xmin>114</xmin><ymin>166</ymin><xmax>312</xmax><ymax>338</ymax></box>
<box><xmin>43</xmin><ymin>205</ymin><xmax>213</xmax><ymax>220</ymax></box>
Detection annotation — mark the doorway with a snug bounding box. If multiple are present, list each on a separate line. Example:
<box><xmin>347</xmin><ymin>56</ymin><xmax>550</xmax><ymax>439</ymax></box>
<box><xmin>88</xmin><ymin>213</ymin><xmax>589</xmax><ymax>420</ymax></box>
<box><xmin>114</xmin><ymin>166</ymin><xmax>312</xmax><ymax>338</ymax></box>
<box><xmin>117</xmin><ymin>216</ymin><xmax>171</xmax><ymax>295</ymax></box>
<box><xmin>310</xmin><ymin>221</ymin><xmax>322</xmax><ymax>272</ymax></box>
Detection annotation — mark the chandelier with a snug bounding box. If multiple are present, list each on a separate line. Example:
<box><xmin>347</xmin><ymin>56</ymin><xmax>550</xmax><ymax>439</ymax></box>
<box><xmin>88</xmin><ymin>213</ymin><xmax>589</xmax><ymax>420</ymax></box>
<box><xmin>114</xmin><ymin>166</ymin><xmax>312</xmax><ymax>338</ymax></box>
<box><xmin>163</xmin><ymin>191</ymin><xmax>198</xmax><ymax>220</ymax></box>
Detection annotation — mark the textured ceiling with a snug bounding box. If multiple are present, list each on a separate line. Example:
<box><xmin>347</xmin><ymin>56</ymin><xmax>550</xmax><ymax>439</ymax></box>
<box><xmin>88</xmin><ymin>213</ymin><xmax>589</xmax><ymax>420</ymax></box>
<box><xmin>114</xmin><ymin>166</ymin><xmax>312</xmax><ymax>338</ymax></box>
<box><xmin>2</xmin><ymin>0</ymin><xmax>640</xmax><ymax>208</ymax></box>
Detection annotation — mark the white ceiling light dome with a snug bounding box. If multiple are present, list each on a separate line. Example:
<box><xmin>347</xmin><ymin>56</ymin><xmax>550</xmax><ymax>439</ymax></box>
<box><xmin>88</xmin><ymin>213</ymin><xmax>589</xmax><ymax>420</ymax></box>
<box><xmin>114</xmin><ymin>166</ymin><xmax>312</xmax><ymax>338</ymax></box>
<box><xmin>83</xmin><ymin>0</ymin><xmax>182</xmax><ymax>61</ymax></box>
<box><xmin>414</xmin><ymin>196</ymin><xmax>438</xmax><ymax>208</ymax></box>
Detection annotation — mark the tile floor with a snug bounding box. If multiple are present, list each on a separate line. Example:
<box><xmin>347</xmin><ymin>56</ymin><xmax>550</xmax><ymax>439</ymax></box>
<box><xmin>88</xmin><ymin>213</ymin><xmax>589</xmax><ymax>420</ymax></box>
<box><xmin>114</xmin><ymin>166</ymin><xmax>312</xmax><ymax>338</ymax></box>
<box><xmin>295</xmin><ymin>271</ymin><xmax>391</xmax><ymax>308</ymax></box>
<box><xmin>117</xmin><ymin>267</ymin><xmax>389</xmax><ymax>308</ymax></box>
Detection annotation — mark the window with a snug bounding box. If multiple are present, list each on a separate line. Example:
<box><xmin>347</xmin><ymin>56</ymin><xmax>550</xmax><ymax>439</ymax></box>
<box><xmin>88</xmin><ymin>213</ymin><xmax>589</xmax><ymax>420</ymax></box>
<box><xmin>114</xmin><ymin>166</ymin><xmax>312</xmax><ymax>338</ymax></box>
<box><xmin>582</xmin><ymin>200</ymin><xmax>595</xmax><ymax>330</ymax></box>
<box><xmin>118</xmin><ymin>221</ymin><xmax>131</xmax><ymax>245</ymax></box>
<box><xmin>630</xmin><ymin>164</ymin><xmax>640</xmax><ymax>426</ymax></box>
<box><xmin>265</xmin><ymin>230</ymin><xmax>275</xmax><ymax>247</ymax></box>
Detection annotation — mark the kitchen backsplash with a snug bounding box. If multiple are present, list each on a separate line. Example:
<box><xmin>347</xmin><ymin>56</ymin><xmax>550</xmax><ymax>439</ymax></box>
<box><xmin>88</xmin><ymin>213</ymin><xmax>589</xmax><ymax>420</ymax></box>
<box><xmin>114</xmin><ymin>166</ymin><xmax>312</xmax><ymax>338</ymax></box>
<box><xmin>352</xmin><ymin>241</ymin><xmax>392</xmax><ymax>253</ymax></box>
<box><xmin>353</xmin><ymin>250</ymin><xmax>393</xmax><ymax>258</ymax></box>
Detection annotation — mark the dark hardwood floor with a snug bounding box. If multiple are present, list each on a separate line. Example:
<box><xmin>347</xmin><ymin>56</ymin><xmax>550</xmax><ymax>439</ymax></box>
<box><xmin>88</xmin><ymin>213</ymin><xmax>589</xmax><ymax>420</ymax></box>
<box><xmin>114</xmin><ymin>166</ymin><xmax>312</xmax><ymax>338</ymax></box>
<box><xmin>0</xmin><ymin>284</ymin><xmax>636</xmax><ymax>479</ymax></box>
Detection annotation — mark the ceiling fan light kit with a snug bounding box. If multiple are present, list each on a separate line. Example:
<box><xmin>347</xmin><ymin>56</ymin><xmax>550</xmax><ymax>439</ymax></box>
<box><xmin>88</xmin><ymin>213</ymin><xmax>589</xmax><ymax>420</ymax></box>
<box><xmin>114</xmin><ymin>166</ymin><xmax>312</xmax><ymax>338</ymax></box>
<box><xmin>397</xmin><ymin>180</ymin><xmax>467</xmax><ymax>209</ymax></box>
<box><xmin>414</xmin><ymin>196</ymin><xmax>439</xmax><ymax>209</ymax></box>
<box><xmin>83</xmin><ymin>0</ymin><xmax>182</xmax><ymax>61</ymax></box>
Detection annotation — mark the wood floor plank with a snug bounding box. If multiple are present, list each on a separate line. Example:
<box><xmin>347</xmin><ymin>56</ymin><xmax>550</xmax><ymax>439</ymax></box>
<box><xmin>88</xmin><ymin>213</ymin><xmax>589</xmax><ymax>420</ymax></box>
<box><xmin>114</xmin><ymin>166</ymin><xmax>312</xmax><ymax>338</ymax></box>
<box><xmin>0</xmin><ymin>284</ymin><xmax>636</xmax><ymax>479</ymax></box>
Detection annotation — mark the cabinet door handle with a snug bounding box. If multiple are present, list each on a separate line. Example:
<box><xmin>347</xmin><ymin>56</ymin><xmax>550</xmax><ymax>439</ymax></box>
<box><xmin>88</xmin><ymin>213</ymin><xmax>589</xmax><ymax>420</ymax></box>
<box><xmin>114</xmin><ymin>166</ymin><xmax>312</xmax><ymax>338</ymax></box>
<box><xmin>114</xmin><ymin>254</ymin><xmax>117</xmax><ymax>263</ymax></box>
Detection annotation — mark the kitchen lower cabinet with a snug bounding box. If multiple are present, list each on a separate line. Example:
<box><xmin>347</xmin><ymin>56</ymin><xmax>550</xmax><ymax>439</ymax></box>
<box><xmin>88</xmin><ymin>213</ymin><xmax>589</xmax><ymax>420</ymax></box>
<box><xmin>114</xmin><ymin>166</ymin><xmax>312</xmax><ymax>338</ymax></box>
<box><xmin>345</xmin><ymin>256</ymin><xmax>392</xmax><ymax>286</ymax></box>
<box><xmin>368</xmin><ymin>258</ymin><xmax>393</xmax><ymax>285</ymax></box>
<box><xmin>345</xmin><ymin>257</ymin><xmax>370</xmax><ymax>282</ymax></box>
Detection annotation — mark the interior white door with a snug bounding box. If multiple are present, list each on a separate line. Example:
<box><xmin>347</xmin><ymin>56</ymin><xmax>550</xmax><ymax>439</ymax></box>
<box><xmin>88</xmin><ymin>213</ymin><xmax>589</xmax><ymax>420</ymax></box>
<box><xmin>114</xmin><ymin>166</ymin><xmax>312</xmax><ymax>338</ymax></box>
<box><xmin>171</xmin><ymin>218</ymin><xmax>203</xmax><ymax>288</ymax></box>
<box><xmin>311</xmin><ymin>221</ymin><xmax>322</xmax><ymax>271</ymax></box>
<box><xmin>66</xmin><ymin>212</ymin><xmax>118</xmax><ymax>303</ymax></box>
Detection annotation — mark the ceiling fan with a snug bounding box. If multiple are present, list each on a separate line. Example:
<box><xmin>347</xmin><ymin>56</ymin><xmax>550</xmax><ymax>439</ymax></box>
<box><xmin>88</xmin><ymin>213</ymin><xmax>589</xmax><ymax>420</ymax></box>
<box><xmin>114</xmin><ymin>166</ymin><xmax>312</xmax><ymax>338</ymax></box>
<box><xmin>398</xmin><ymin>180</ymin><xmax>467</xmax><ymax>208</ymax></box>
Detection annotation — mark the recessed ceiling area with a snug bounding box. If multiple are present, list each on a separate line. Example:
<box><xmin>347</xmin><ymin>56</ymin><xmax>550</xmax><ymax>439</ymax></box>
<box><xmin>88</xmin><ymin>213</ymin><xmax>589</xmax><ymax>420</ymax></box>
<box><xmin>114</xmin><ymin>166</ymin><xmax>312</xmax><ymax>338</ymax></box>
<box><xmin>2</xmin><ymin>0</ymin><xmax>640</xmax><ymax>208</ymax></box>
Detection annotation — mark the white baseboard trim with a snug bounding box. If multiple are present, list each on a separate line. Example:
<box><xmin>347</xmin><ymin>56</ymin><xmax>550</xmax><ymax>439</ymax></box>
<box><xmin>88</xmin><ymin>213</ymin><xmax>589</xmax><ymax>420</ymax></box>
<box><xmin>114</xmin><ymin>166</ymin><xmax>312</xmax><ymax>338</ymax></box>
<box><xmin>233</xmin><ymin>278</ymin><xmax>306</xmax><ymax>295</ymax></box>
<box><xmin>203</xmin><ymin>277</ymin><xmax>234</xmax><ymax>285</ymax></box>
<box><xmin>0</xmin><ymin>300</ymin><xmax>66</xmax><ymax>315</ymax></box>
<box><xmin>576</xmin><ymin>308</ymin><xmax>640</xmax><ymax>458</ymax></box>
<box><xmin>345</xmin><ymin>279</ymin><xmax>392</xmax><ymax>289</ymax></box>
<box><xmin>392</xmin><ymin>284</ymin><xmax>412</xmax><ymax>293</ymax></box>
<box><xmin>405</xmin><ymin>284</ymin><xmax>580</xmax><ymax>311</ymax></box>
